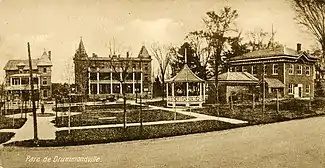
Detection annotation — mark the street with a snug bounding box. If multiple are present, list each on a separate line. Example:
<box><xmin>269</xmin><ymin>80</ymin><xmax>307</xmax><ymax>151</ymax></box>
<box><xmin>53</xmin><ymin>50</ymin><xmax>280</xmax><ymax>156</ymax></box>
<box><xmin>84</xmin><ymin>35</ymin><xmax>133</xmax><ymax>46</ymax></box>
<box><xmin>1</xmin><ymin>116</ymin><xmax>325</xmax><ymax>168</ymax></box>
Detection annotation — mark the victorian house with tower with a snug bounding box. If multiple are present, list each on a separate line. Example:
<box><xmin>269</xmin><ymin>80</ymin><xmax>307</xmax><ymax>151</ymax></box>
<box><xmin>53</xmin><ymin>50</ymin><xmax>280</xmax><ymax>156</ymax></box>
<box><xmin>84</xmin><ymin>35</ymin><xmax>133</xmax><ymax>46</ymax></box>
<box><xmin>3</xmin><ymin>50</ymin><xmax>53</xmax><ymax>102</ymax></box>
<box><xmin>73</xmin><ymin>39</ymin><xmax>153</xmax><ymax>100</ymax></box>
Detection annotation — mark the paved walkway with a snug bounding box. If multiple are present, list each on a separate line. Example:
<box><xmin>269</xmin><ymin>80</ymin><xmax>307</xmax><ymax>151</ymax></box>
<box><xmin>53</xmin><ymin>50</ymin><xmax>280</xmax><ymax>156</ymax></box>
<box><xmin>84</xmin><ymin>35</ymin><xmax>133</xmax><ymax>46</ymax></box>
<box><xmin>1</xmin><ymin>101</ymin><xmax>247</xmax><ymax>144</ymax></box>
<box><xmin>57</xmin><ymin>101</ymin><xmax>247</xmax><ymax>131</ymax></box>
<box><xmin>0</xmin><ymin>105</ymin><xmax>80</xmax><ymax>144</ymax></box>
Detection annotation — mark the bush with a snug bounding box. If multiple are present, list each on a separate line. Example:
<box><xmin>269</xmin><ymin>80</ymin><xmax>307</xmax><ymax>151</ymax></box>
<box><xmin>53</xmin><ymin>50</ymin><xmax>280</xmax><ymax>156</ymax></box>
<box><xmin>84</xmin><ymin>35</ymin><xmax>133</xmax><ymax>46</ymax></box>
<box><xmin>0</xmin><ymin>132</ymin><xmax>15</xmax><ymax>144</ymax></box>
<box><xmin>0</xmin><ymin>117</ymin><xmax>27</xmax><ymax>129</ymax></box>
<box><xmin>6</xmin><ymin>120</ymin><xmax>241</xmax><ymax>147</ymax></box>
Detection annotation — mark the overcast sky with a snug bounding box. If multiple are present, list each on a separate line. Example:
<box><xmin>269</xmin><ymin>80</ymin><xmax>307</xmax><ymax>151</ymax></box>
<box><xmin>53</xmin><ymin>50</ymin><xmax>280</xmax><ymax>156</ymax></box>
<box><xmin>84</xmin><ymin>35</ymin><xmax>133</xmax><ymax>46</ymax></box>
<box><xmin>0</xmin><ymin>0</ymin><xmax>318</xmax><ymax>83</ymax></box>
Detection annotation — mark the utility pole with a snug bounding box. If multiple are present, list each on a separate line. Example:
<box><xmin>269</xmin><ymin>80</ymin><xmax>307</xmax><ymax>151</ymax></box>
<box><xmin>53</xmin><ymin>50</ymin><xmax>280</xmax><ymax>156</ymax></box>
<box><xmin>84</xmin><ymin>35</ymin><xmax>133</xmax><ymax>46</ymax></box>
<box><xmin>139</xmin><ymin>57</ymin><xmax>143</xmax><ymax>134</ymax></box>
<box><xmin>262</xmin><ymin>62</ymin><xmax>266</xmax><ymax>116</ymax></box>
<box><xmin>28</xmin><ymin>42</ymin><xmax>38</xmax><ymax>143</ymax></box>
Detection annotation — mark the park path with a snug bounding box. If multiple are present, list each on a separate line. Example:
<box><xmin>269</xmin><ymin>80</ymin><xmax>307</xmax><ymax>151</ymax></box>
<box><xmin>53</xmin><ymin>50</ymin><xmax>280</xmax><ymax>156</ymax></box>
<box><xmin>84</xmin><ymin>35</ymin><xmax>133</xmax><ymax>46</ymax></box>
<box><xmin>57</xmin><ymin>101</ymin><xmax>247</xmax><ymax>131</ymax></box>
<box><xmin>0</xmin><ymin>105</ymin><xmax>80</xmax><ymax>145</ymax></box>
<box><xmin>1</xmin><ymin>100</ymin><xmax>247</xmax><ymax>143</ymax></box>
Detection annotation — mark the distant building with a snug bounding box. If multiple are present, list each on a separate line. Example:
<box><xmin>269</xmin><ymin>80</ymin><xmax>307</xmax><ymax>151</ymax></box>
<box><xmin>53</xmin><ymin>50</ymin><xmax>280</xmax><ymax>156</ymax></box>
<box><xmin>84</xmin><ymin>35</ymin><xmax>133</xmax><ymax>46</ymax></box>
<box><xmin>73</xmin><ymin>39</ymin><xmax>152</xmax><ymax>99</ymax></box>
<box><xmin>3</xmin><ymin>50</ymin><xmax>53</xmax><ymax>101</ymax></box>
<box><xmin>229</xmin><ymin>44</ymin><xmax>318</xmax><ymax>98</ymax></box>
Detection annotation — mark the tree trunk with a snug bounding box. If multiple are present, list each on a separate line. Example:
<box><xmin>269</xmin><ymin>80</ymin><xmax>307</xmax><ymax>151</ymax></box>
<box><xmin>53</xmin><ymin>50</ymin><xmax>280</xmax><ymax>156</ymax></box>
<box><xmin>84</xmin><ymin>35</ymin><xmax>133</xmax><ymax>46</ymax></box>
<box><xmin>162</xmin><ymin>79</ymin><xmax>165</xmax><ymax>102</ymax></box>
<box><xmin>123</xmin><ymin>83</ymin><xmax>127</xmax><ymax>129</ymax></box>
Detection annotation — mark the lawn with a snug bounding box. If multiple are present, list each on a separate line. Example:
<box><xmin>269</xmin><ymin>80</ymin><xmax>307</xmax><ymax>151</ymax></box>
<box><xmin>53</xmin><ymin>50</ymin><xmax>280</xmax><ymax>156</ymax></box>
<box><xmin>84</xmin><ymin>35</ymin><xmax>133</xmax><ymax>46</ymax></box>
<box><xmin>0</xmin><ymin>116</ymin><xmax>27</xmax><ymax>129</ymax></box>
<box><xmin>193</xmin><ymin>99</ymin><xmax>325</xmax><ymax>125</ymax></box>
<box><xmin>0</xmin><ymin>132</ymin><xmax>15</xmax><ymax>144</ymax></box>
<box><xmin>5</xmin><ymin>120</ymin><xmax>240</xmax><ymax>147</ymax></box>
<box><xmin>53</xmin><ymin>108</ymin><xmax>194</xmax><ymax>127</ymax></box>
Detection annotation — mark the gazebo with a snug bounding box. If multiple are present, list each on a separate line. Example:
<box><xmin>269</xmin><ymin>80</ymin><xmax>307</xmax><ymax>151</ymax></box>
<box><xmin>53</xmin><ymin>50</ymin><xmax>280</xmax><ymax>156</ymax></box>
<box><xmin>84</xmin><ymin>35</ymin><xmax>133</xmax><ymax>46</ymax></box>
<box><xmin>166</xmin><ymin>64</ymin><xmax>206</xmax><ymax>107</ymax></box>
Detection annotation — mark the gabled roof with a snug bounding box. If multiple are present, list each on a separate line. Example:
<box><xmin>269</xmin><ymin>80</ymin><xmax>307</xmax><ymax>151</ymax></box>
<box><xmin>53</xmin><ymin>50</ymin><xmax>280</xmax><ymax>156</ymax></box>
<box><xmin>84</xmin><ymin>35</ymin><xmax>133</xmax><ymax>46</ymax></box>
<box><xmin>37</xmin><ymin>51</ymin><xmax>52</xmax><ymax>66</ymax></box>
<box><xmin>230</xmin><ymin>46</ymin><xmax>317</xmax><ymax>62</ymax></box>
<box><xmin>138</xmin><ymin>46</ymin><xmax>150</xmax><ymax>58</ymax></box>
<box><xmin>264</xmin><ymin>78</ymin><xmax>285</xmax><ymax>88</ymax></box>
<box><xmin>209</xmin><ymin>72</ymin><xmax>259</xmax><ymax>85</ymax></box>
<box><xmin>166</xmin><ymin>64</ymin><xmax>205</xmax><ymax>83</ymax></box>
<box><xmin>4</xmin><ymin>51</ymin><xmax>52</xmax><ymax>70</ymax></box>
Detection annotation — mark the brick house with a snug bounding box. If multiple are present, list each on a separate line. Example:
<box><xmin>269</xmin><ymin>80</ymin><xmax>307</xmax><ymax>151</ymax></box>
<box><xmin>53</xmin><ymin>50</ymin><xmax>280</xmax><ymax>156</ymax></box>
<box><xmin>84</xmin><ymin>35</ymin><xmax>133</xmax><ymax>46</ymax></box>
<box><xmin>73</xmin><ymin>39</ymin><xmax>152</xmax><ymax>99</ymax></box>
<box><xmin>229</xmin><ymin>44</ymin><xmax>318</xmax><ymax>99</ymax></box>
<box><xmin>3</xmin><ymin>50</ymin><xmax>53</xmax><ymax>101</ymax></box>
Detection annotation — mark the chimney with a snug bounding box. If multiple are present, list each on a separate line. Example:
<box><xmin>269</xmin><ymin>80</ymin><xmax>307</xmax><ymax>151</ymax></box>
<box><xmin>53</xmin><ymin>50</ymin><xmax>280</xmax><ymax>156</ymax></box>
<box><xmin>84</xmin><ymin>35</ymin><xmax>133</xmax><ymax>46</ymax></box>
<box><xmin>48</xmin><ymin>51</ymin><xmax>51</xmax><ymax>60</ymax></box>
<box><xmin>92</xmin><ymin>53</ymin><xmax>98</xmax><ymax>57</ymax></box>
<box><xmin>297</xmin><ymin>43</ymin><xmax>302</xmax><ymax>52</ymax></box>
<box><xmin>126</xmin><ymin>52</ymin><xmax>129</xmax><ymax>58</ymax></box>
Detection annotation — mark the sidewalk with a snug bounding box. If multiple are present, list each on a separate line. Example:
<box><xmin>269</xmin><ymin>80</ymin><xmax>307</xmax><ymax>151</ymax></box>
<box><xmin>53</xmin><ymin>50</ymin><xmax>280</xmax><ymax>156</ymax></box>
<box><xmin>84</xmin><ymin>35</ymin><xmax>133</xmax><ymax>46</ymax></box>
<box><xmin>0</xmin><ymin>104</ymin><xmax>80</xmax><ymax>144</ymax></box>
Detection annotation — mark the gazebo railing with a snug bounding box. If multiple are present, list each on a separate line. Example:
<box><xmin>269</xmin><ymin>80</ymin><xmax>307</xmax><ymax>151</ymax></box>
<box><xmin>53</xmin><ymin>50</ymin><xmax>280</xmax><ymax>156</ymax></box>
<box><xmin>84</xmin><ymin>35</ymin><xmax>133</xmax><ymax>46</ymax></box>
<box><xmin>167</xmin><ymin>96</ymin><xmax>202</xmax><ymax>102</ymax></box>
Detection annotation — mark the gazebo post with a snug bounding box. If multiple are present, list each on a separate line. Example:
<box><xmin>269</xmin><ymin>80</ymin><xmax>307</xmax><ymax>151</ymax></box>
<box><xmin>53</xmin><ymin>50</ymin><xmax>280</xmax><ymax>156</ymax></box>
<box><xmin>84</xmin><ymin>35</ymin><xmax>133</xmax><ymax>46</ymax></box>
<box><xmin>166</xmin><ymin>83</ymin><xmax>169</xmax><ymax>103</ymax></box>
<box><xmin>172</xmin><ymin>83</ymin><xmax>175</xmax><ymax>107</ymax></box>
<box><xmin>203</xmin><ymin>83</ymin><xmax>206</xmax><ymax>102</ymax></box>
<box><xmin>200</xmin><ymin>82</ymin><xmax>202</xmax><ymax>107</ymax></box>
<box><xmin>186</xmin><ymin>82</ymin><xmax>189</xmax><ymax>107</ymax></box>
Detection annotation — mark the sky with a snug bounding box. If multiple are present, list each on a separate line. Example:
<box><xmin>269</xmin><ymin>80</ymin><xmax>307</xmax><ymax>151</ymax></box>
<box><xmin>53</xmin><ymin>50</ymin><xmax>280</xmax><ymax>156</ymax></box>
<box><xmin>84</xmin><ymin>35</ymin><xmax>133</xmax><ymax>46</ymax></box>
<box><xmin>0</xmin><ymin>0</ymin><xmax>318</xmax><ymax>83</ymax></box>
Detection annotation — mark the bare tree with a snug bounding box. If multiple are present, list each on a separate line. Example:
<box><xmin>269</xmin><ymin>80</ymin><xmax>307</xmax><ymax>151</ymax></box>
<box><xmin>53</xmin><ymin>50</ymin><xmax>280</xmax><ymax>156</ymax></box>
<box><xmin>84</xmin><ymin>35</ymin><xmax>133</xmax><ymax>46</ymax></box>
<box><xmin>246</xmin><ymin>28</ymin><xmax>282</xmax><ymax>51</ymax></box>
<box><xmin>109</xmin><ymin>54</ymin><xmax>132</xmax><ymax>129</ymax></box>
<box><xmin>151</xmin><ymin>43</ymin><xmax>173</xmax><ymax>101</ymax></box>
<box><xmin>293</xmin><ymin>0</ymin><xmax>325</xmax><ymax>58</ymax></box>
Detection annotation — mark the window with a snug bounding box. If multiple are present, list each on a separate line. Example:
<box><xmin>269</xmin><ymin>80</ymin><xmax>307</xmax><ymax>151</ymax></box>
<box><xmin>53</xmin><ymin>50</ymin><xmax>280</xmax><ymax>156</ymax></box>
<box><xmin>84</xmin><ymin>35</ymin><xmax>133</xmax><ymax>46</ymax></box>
<box><xmin>19</xmin><ymin>69</ymin><xmax>23</xmax><ymax>74</ymax></box>
<box><xmin>13</xmin><ymin>78</ymin><xmax>20</xmax><ymax>85</ymax></box>
<box><xmin>235</xmin><ymin>66</ymin><xmax>241</xmax><ymax>72</ymax></box>
<box><xmin>288</xmin><ymin>64</ymin><xmax>294</xmax><ymax>75</ymax></box>
<box><xmin>306</xmin><ymin>66</ymin><xmax>310</xmax><ymax>76</ymax></box>
<box><xmin>272</xmin><ymin>64</ymin><xmax>278</xmax><ymax>75</ymax></box>
<box><xmin>306</xmin><ymin>85</ymin><xmax>310</xmax><ymax>94</ymax></box>
<box><xmin>297</xmin><ymin>65</ymin><xmax>302</xmax><ymax>75</ymax></box>
<box><xmin>132</xmin><ymin>64</ymin><xmax>136</xmax><ymax>70</ymax></box>
<box><xmin>288</xmin><ymin>84</ymin><xmax>293</xmax><ymax>94</ymax></box>
<box><xmin>229</xmin><ymin>67</ymin><xmax>234</xmax><ymax>72</ymax></box>
<box><xmin>43</xmin><ymin>68</ymin><xmax>47</xmax><ymax>73</ymax></box>
<box><xmin>252</xmin><ymin>65</ymin><xmax>257</xmax><ymax>75</ymax></box>
<box><xmin>42</xmin><ymin>78</ymin><xmax>47</xmax><ymax>85</ymax></box>
<box><xmin>43</xmin><ymin>90</ymin><xmax>48</xmax><ymax>98</ymax></box>
<box><xmin>263</xmin><ymin>64</ymin><xmax>267</xmax><ymax>75</ymax></box>
<box><xmin>242</xmin><ymin>66</ymin><xmax>247</xmax><ymax>72</ymax></box>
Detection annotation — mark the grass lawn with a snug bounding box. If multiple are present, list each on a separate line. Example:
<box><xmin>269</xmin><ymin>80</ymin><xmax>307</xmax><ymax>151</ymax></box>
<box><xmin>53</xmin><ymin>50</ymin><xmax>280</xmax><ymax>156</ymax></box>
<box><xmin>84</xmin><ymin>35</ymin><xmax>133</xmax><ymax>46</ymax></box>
<box><xmin>6</xmin><ymin>120</ymin><xmax>241</xmax><ymax>147</ymax></box>
<box><xmin>53</xmin><ymin>108</ymin><xmax>194</xmax><ymax>127</ymax></box>
<box><xmin>0</xmin><ymin>132</ymin><xmax>15</xmax><ymax>144</ymax></box>
<box><xmin>0</xmin><ymin>116</ymin><xmax>27</xmax><ymax>129</ymax></box>
<box><xmin>193</xmin><ymin>99</ymin><xmax>325</xmax><ymax>125</ymax></box>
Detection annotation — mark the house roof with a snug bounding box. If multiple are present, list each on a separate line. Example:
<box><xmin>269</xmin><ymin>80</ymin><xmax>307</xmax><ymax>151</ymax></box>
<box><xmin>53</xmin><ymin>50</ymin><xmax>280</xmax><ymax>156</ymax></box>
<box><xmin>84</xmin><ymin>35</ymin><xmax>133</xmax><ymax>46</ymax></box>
<box><xmin>264</xmin><ymin>78</ymin><xmax>285</xmax><ymax>88</ymax></box>
<box><xmin>138</xmin><ymin>46</ymin><xmax>150</xmax><ymax>58</ymax></box>
<box><xmin>4</xmin><ymin>59</ymin><xmax>38</xmax><ymax>70</ymax></box>
<box><xmin>4</xmin><ymin>51</ymin><xmax>52</xmax><ymax>70</ymax></box>
<box><xmin>209</xmin><ymin>72</ymin><xmax>259</xmax><ymax>85</ymax></box>
<box><xmin>37</xmin><ymin>51</ymin><xmax>52</xmax><ymax>66</ymax></box>
<box><xmin>166</xmin><ymin>64</ymin><xmax>205</xmax><ymax>83</ymax></box>
<box><xmin>230</xmin><ymin>46</ymin><xmax>318</xmax><ymax>62</ymax></box>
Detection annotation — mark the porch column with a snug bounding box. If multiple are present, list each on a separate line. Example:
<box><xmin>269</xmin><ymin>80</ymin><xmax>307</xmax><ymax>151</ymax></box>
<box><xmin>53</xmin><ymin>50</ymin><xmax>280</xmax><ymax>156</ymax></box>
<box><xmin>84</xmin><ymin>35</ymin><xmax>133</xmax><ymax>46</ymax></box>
<box><xmin>19</xmin><ymin>77</ymin><xmax>21</xmax><ymax>86</ymax></box>
<box><xmin>186</xmin><ymin>82</ymin><xmax>189</xmax><ymax>106</ymax></box>
<box><xmin>172</xmin><ymin>83</ymin><xmax>175</xmax><ymax>107</ymax></box>
<box><xmin>110</xmin><ymin>68</ymin><xmax>113</xmax><ymax>94</ymax></box>
<box><xmin>88</xmin><ymin>67</ymin><xmax>91</xmax><ymax>95</ymax></box>
<box><xmin>166</xmin><ymin>83</ymin><xmax>169</xmax><ymax>101</ymax></box>
<box><xmin>10</xmin><ymin>77</ymin><xmax>12</xmax><ymax>86</ymax></box>
<box><xmin>97</xmin><ymin>68</ymin><xmax>100</xmax><ymax>94</ymax></box>
<box><xmin>203</xmin><ymin>83</ymin><xmax>206</xmax><ymax>102</ymax></box>
<box><xmin>132</xmin><ymin>68</ymin><xmax>135</xmax><ymax>94</ymax></box>
<box><xmin>140</xmin><ymin>68</ymin><xmax>143</xmax><ymax>94</ymax></box>
<box><xmin>120</xmin><ymin>69</ymin><xmax>122</xmax><ymax>94</ymax></box>
<box><xmin>200</xmin><ymin>82</ymin><xmax>202</xmax><ymax>101</ymax></box>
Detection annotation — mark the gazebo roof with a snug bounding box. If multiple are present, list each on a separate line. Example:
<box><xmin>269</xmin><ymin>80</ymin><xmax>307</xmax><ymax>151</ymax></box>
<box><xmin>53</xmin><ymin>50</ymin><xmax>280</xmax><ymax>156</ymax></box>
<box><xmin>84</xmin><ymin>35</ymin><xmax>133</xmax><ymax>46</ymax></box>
<box><xmin>166</xmin><ymin>64</ymin><xmax>205</xmax><ymax>83</ymax></box>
